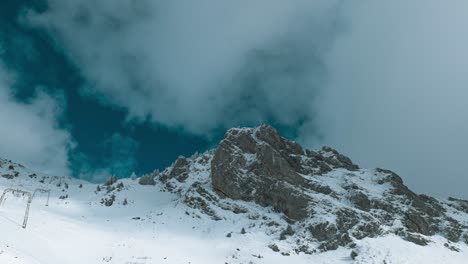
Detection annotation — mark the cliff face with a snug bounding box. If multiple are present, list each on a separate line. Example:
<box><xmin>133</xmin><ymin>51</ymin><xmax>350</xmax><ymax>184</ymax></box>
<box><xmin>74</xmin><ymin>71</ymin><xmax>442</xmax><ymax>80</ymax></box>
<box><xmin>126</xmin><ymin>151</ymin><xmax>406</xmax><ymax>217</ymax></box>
<box><xmin>211</xmin><ymin>125</ymin><xmax>358</xmax><ymax>220</ymax></box>
<box><xmin>158</xmin><ymin>124</ymin><xmax>468</xmax><ymax>251</ymax></box>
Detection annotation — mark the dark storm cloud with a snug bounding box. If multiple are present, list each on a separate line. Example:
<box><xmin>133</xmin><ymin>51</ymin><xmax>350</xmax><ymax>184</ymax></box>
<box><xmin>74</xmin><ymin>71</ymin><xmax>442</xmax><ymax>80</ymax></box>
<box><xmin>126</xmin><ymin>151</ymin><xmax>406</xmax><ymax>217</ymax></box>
<box><xmin>24</xmin><ymin>0</ymin><xmax>468</xmax><ymax>198</ymax></box>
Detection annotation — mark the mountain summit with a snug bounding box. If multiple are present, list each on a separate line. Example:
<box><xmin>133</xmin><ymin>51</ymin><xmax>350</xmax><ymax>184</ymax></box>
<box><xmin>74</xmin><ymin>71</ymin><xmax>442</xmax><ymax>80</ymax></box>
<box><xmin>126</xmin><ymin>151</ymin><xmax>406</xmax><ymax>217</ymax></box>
<box><xmin>153</xmin><ymin>124</ymin><xmax>468</xmax><ymax>252</ymax></box>
<box><xmin>1</xmin><ymin>124</ymin><xmax>468</xmax><ymax>263</ymax></box>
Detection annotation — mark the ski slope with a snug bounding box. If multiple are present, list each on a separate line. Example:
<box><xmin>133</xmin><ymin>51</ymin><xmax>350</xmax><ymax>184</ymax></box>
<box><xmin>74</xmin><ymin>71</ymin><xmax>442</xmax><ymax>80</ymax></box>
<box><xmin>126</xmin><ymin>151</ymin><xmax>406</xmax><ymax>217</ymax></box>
<box><xmin>1</xmin><ymin>158</ymin><xmax>468</xmax><ymax>263</ymax></box>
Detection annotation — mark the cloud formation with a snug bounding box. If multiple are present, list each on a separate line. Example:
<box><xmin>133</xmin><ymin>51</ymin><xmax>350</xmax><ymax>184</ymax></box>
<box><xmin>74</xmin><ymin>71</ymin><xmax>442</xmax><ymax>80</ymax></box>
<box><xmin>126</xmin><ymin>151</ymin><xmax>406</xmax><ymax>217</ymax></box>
<box><xmin>25</xmin><ymin>0</ymin><xmax>468</xmax><ymax>197</ymax></box>
<box><xmin>316</xmin><ymin>0</ymin><xmax>468</xmax><ymax>197</ymax></box>
<box><xmin>0</xmin><ymin>63</ymin><xmax>73</xmax><ymax>176</ymax></box>
<box><xmin>25</xmin><ymin>0</ymin><xmax>341</xmax><ymax>135</ymax></box>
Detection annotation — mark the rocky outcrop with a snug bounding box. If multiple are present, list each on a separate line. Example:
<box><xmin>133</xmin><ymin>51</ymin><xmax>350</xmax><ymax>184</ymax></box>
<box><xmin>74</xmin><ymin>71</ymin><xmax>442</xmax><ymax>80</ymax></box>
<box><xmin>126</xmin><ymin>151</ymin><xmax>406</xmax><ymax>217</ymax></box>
<box><xmin>153</xmin><ymin>124</ymin><xmax>468</xmax><ymax>252</ymax></box>
<box><xmin>211</xmin><ymin>124</ymin><xmax>358</xmax><ymax>220</ymax></box>
<box><xmin>169</xmin><ymin>156</ymin><xmax>190</xmax><ymax>182</ymax></box>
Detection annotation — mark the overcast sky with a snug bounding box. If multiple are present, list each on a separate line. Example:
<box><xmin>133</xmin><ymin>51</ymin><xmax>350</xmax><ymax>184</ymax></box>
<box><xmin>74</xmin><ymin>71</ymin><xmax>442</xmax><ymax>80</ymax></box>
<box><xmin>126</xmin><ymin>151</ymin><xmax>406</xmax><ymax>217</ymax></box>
<box><xmin>0</xmin><ymin>0</ymin><xmax>467</xmax><ymax>198</ymax></box>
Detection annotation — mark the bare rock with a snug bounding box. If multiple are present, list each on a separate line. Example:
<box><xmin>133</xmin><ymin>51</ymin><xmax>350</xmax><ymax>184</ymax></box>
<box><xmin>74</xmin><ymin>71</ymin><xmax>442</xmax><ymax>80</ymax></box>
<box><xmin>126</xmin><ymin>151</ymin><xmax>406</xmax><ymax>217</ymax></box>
<box><xmin>404</xmin><ymin>210</ymin><xmax>436</xmax><ymax>236</ymax></box>
<box><xmin>169</xmin><ymin>156</ymin><xmax>190</xmax><ymax>182</ymax></box>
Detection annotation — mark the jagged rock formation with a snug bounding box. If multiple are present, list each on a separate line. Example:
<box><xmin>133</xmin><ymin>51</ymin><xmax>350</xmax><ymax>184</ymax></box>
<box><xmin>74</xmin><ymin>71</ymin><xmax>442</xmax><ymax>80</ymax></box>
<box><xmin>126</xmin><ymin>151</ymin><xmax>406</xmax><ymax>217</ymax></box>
<box><xmin>211</xmin><ymin>124</ymin><xmax>358</xmax><ymax>220</ymax></box>
<box><xmin>154</xmin><ymin>124</ymin><xmax>468</xmax><ymax>252</ymax></box>
<box><xmin>2</xmin><ymin>124</ymin><xmax>468</xmax><ymax>255</ymax></box>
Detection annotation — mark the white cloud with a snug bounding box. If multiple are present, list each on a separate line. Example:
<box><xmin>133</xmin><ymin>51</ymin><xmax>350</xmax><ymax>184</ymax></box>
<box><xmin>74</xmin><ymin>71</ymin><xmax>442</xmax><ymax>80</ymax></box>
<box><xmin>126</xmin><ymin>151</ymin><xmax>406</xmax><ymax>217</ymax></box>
<box><xmin>25</xmin><ymin>0</ymin><xmax>340</xmax><ymax>134</ymax></box>
<box><xmin>24</xmin><ymin>0</ymin><xmax>468</xmax><ymax>198</ymax></box>
<box><xmin>0</xmin><ymin>64</ymin><xmax>73</xmax><ymax>176</ymax></box>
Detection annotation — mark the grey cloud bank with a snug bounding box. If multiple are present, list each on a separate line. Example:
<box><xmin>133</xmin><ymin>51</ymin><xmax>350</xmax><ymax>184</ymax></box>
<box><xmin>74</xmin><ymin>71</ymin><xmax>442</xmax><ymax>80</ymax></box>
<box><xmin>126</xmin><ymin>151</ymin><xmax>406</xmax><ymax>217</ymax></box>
<box><xmin>317</xmin><ymin>1</ymin><xmax>468</xmax><ymax>198</ymax></box>
<box><xmin>24</xmin><ymin>0</ymin><xmax>468</xmax><ymax>198</ymax></box>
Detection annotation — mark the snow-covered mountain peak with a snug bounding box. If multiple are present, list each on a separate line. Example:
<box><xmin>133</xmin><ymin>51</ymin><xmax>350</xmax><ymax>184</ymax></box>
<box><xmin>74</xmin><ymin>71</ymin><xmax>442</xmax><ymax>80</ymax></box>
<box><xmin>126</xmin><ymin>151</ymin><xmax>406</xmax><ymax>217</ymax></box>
<box><xmin>142</xmin><ymin>124</ymin><xmax>468</xmax><ymax>253</ymax></box>
<box><xmin>2</xmin><ymin>125</ymin><xmax>468</xmax><ymax>263</ymax></box>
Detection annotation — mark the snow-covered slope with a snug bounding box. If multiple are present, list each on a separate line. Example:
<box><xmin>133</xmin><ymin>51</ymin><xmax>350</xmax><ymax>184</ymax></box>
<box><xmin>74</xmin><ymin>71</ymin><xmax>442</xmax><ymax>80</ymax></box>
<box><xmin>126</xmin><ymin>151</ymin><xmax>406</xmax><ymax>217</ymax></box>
<box><xmin>1</xmin><ymin>125</ymin><xmax>468</xmax><ymax>264</ymax></box>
